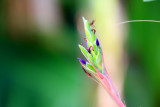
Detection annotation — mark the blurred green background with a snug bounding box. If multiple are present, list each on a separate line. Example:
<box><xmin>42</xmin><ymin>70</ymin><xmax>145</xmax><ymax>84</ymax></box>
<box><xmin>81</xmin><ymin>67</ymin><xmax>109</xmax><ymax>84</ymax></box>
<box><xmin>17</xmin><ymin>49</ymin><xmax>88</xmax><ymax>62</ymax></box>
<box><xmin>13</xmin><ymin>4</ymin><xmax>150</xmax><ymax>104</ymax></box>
<box><xmin>0</xmin><ymin>0</ymin><xmax>160</xmax><ymax>107</ymax></box>
<box><xmin>125</xmin><ymin>0</ymin><xmax>160</xmax><ymax>107</ymax></box>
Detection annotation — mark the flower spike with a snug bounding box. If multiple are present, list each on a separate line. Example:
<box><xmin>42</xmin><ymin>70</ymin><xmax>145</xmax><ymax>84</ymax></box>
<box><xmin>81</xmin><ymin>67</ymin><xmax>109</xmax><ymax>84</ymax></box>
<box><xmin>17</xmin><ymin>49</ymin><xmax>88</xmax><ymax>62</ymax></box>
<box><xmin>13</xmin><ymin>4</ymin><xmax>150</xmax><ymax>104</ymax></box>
<box><xmin>78</xmin><ymin>17</ymin><xmax>125</xmax><ymax>107</ymax></box>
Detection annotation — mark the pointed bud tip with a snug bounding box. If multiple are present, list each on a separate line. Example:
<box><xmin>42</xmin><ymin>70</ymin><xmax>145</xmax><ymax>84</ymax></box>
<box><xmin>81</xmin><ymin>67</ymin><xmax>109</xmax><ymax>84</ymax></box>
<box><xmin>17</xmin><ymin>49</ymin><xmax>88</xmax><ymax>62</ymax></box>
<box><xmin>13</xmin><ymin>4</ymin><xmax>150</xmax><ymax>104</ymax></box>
<box><xmin>77</xmin><ymin>58</ymin><xmax>86</xmax><ymax>65</ymax></box>
<box><xmin>82</xmin><ymin>17</ymin><xmax>86</xmax><ymax>23</ymax></box>
<box><xmin>82</xmin><ymin>16</ymin><xmax>85</xmax><ymax>20</ymax></box>
<box><xmin>78</xmin><ymin>44</ymin><xmax>82</xmax><ymax>48</ymax></box>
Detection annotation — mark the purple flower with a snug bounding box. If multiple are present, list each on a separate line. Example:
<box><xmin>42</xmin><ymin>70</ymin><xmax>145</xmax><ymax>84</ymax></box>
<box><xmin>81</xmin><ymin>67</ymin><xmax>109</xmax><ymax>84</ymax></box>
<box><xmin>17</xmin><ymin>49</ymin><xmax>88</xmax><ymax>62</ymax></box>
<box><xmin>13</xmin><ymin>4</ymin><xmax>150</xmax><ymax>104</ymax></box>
<box><xmin>96</xmin><ymin>38</ymin><xmax>99</xmax><ymax>46</ymax></box>
<box><xmin>77</xmin><ymin>58</ymin><xmax>86</xmax><ymax>65</ymax></box>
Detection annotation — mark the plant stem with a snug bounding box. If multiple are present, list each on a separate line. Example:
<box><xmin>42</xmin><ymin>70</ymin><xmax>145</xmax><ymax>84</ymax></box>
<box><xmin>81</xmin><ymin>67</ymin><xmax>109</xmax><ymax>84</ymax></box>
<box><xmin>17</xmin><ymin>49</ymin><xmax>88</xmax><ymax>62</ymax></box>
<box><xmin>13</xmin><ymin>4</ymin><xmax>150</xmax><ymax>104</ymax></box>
<box><xmin>118</xmin><ymin>20</ymin><xmax>160</xmax><ymax>25</ymax></box>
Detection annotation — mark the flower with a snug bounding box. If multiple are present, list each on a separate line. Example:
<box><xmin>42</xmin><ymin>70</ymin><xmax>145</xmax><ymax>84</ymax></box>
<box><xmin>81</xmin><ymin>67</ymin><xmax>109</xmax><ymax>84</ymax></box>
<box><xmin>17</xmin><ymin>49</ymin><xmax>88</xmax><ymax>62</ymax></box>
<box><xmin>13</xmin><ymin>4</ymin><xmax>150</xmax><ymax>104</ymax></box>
<box><xmin>77</xmin><ymin>58</ymin><xmax>86</xmax><ymax>65</ymax></box>
<box><xmin>77</xmin><ymin>17</ymin><xmax>125</xmax><ymax>107</ymax></box>
<box><xmin>96</xmin><ymin>38</ymin><xmax>99</xmax><ymax>46</ymax></box>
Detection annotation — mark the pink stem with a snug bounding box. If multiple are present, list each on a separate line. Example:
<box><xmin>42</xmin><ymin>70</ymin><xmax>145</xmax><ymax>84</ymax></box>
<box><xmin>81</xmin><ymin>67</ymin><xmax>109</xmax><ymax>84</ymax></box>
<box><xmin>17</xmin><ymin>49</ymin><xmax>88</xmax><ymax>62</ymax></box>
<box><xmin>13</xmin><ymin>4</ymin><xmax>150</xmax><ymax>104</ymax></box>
<box><xmin>100</xmin><ymin>77</ymin><xmax>125</xmax><ymax>107</ymax></box>
<box><xmin>82</xmin><ymin>53</ymin><xmax>125</xmax><ymax>107</ymax></box>
<box><xmin>91</xmin><ymin>63</ymin><xmax>125</xmax><ymax>107</ymax></box>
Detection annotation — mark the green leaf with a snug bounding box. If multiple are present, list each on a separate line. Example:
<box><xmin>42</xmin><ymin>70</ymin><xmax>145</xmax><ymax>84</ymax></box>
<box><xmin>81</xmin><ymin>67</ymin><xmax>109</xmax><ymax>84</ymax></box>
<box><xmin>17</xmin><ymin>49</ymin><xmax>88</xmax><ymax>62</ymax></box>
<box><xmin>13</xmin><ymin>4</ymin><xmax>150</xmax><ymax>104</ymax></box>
<box><xmin>87</xmin><ymin>41</ymin><xmax>92</xmax><ymax>49</ymax></box>
<box><xmin>82</xmin><ymin>17</ymin><xmax>90</xmax><ymax>30</ymax></box>
<box><xmin>96</xmin><ymin>48</ymin><xmax>102</xmax><ymax>71</ymax></box>
<box><xmin>91</xmin><ymin>32</ymin><xmax>96</xmax><ymax>44</ymax></box>
<box><xmin>80</xmin><ymin>62</ymin><xmax>95</xmax><ymax>74</ymax></box>
<box><xmin>87</xmin><ymin>53</ymin><xmax>94</xmax><ymax>64</ymax></box>
<box><xmin>83</xmin><ymin>17</ymin><xmax>92</xmax><ymax>42</ymax></box>
<box><xmin>86</xmin><ymin>62</ymin><xmax>96</xmax><ymax>72</ymax></box>
<box><xmin>91</xmin><ymin>50</ymin><xmax>96</xmax><ymax>62</ymax></box>
<box><xmin>79</xmin><ymin>44</ymin><xmax>93</xmax><ymax>64</ymax></box>
<box><xmin>84</xmin><ymin>27</ymin><xmax>91</xmax><ymax>42</ymax></box>
<box><xmin>93</xmin><ymin>43</ymin><xmax>97</xmax><ymax>55</ymax></box>
<box><xmin>79</xmin><ymin>44</ymin><xmax>88</xmax><ymax>58</ymax></box>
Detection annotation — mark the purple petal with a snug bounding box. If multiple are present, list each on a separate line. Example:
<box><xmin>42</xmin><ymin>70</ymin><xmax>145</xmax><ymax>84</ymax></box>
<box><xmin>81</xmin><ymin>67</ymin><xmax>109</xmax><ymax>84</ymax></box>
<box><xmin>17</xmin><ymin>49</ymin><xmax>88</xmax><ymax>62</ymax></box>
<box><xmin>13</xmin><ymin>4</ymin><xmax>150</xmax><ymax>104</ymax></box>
<box><xmin>96</xmin><ymin>38</ymin><xmax>99</xmax><ymax>46</ymax></box>
<box><xmin>77</xmin><ymin>58</ymin><xmax>86</xmax><ymax>65</ymax></box>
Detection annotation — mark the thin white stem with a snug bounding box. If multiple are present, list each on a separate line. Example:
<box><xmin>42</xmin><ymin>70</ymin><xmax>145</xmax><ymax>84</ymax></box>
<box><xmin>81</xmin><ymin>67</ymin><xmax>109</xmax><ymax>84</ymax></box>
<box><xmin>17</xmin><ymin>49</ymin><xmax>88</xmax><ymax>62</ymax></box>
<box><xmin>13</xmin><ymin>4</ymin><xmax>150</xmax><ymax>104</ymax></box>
<box><xmin>117</xmin><ymin>20</ymin><xmax>160</xmax><ymax>25</ymax></box>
